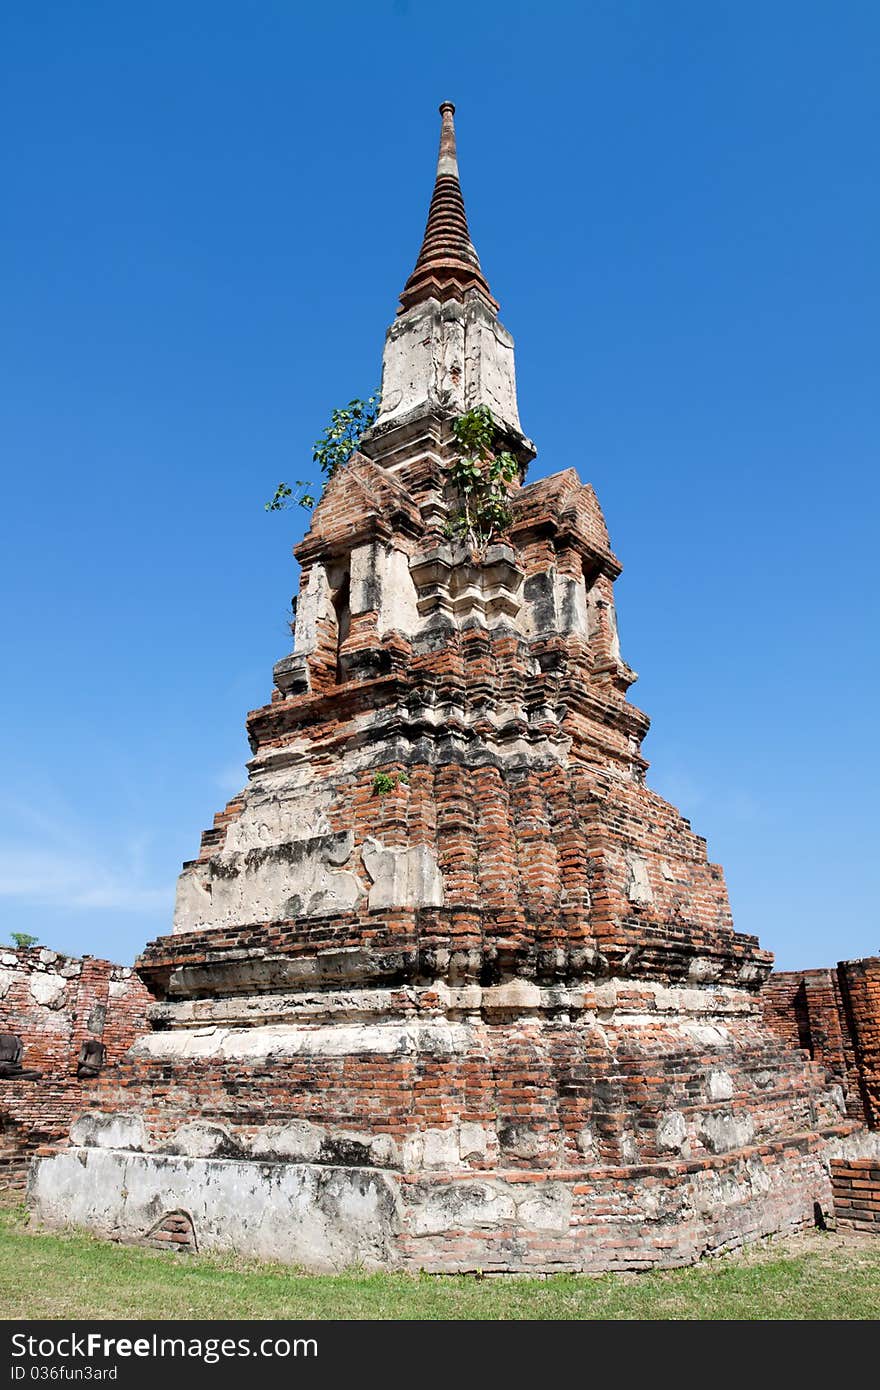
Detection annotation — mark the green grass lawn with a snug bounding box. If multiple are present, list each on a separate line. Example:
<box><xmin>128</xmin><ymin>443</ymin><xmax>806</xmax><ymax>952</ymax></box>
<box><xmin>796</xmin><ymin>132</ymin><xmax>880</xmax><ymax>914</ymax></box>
<box><xmin>2</xmin><ymin>1195</ymin><xmax>878</xmax><ymax>1320</ymax></box>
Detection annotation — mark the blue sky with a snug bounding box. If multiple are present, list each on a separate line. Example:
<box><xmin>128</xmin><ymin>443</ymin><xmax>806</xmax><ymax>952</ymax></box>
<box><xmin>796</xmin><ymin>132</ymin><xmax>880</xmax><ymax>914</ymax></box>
<box><xmin>1</xmin><ymin>2</ymin><xmax>877</xmax><ymax>970</ymax></box>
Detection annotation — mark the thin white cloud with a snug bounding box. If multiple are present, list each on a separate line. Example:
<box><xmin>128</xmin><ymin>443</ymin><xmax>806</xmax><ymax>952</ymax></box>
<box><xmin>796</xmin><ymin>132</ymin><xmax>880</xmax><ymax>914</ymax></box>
<box><xmin>0</xmin><ymin>847</ymin><xmax>173</xmax><ymax>913</ymax></box>
<box><xmin>0</xmin><ymin>793</ymin><xmax>173</xmax><ymax>915</ymax></box>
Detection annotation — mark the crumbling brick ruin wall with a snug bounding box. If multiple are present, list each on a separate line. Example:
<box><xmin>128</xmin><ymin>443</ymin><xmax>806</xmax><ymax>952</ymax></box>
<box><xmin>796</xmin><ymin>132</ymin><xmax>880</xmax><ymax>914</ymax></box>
<box><xmin>830</xmin><ymin>1158</ymin><xmax>880</xmax><ymax>1233</ymax></box>
<box><xmin>0</xmin><ymin>947</ymin><xmax>153</xmax><ymax>1156</ymax></box>
<box><xmin>837</xmin><ymin>958</ymin><xmax>880</xmax><ymax>1129</ymax></box>
<box><xmin>0</xmin><ymin>1111</ymin><xmax>29</xmax><ymax>1190</ymax></box>
<box><xmin>762</xmin><ymin>957</ymin><xmax>880</xmax><ymax>1127</ymax></box>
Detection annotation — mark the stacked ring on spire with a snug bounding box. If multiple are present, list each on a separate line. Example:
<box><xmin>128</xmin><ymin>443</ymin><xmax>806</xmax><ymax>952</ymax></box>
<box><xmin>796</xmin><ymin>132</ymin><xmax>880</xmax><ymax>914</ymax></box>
<box><xmin>398</xmin><ymin>103</ymin><xmax>498</xmax><ymax>314</ymax></box>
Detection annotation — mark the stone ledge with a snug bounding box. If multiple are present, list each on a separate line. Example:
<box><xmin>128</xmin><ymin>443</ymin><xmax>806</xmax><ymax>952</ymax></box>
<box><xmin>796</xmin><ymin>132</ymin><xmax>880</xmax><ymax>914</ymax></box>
<box><xmin>27</xmin><ymin>1132</ymin><xmax>855</xmax><ymax>1274</ymax></box>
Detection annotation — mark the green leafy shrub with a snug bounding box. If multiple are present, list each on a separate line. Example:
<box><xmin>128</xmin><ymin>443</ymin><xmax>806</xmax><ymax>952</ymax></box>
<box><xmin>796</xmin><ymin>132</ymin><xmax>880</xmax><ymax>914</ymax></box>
<box><xmin>266</xmin><ymin>391</ymin><xmax>380</xmax><ymax>513</ymax></box>
<box><xmin>372</xmin><ymin>771</ymin><xmax>409</xmax><ymax>796</ymax></box>
<box><xmin>446</xmin><ymin>405</ymin><xmax>519</xmax><ymax>548</ymax></box>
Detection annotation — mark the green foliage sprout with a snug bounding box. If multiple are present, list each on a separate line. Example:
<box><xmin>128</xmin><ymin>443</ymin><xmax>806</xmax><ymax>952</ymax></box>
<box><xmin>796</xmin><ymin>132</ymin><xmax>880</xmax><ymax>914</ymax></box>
<box><xmin>446</xmin><ymin>405</ymin><xmax>519</xmax><ymax>548</ymax></box>
<box><xmin>265</xmin><ymin>481</ymin><xmax>316</xmax><ymax>512</ymax></box>
<box><xmin>372</xmin><ymin>771</ymin><xmax>409</xmax><ymax>797</ymax></box>
<box><xmin>10</xmin><ymin>932</ymin><xmax>38</xmax><ymax>949</ymax></box>
<box><xmin>266</xmin><ymin>391</ymin><xmax>381</xmax><ymax>513</ymax></box>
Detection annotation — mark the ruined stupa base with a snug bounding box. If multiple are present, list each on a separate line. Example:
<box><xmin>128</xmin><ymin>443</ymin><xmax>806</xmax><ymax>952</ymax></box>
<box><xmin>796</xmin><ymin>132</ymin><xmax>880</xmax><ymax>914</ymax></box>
<box><xmin>27</xmin><ymin>969</ymin><xmax>877</xmax><ymax>1272</ymax></box>
<box><xmin>29</xmin><ymin>1131</ymin><xmax>870</xmax><ymax>1274</ymax></box>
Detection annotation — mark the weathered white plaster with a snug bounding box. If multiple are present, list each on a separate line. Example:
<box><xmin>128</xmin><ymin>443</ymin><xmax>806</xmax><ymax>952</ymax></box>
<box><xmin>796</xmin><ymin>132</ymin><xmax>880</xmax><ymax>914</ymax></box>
<box><xmin>69</xmin><ymin>1112</ymin><xmax>146</xmax><ymax>1152</ymax></box>
<box><xmin>223</xmin><ymin>773</ymin><xmax>334</xmax><ymax>855</ymax></box>
<box><xmin>129</xmin><ymin>1020</ymin><xmax>469</xmax><ymax>1063</ymax></box>
<box><xmin>292</xmin><ymin>563</ymin><xmax>331</xmax><ymax>655</ymax></box>
<box><xmin>827</xmin><ymin>1129</ymin><xmax>880</xmax><ymax>1162</ymax></box>
<box><xmin>379</xmin><ymin>546</ymin><xmax>421</xmax><ymax>636</ymax></box>
<box><xmin>737</xmin><ymin>963</ymin><xmax>764</xmax><ymax>985</ymax></box>
<box><xmin>459</xmin><ymin>1123</ymin><xmax>490</xmax><ymax>1163</ymax></box>
<box><xmin>707</xmin><ymin>1068</ymin><xmax>735</xmax><ymax>1101</ymax></box>
<box><xmin>362</xmin><ymin>838</ymin><xmax>444</xmax><ymax>910</ymax></box>
<box><xmin>689</xmin><ymin>957</ymin><xmax>724</xmax><ymax>983</ymax></box>
<box><xmin>515</xmin><ymin>1186</ymin><xmax>573</xmax><ymax>1234</ymax></box>
<box><xmin>348</xmin><ymin>542</ymin><xmax>379</xmax><ymax>615</ymax></box>
<box><xmin>173</xmin><ymin>827</ymin><xmax>363</xmax><ymax>934</ymax></box>
<box><xmin>159</xmin><ymin>1122</ymin><xmax>238</xmax><ymax>1158</ymax></box>
<box><xmin>624</xmin><ymin>853</ymin><xmax>653</xmax><ymax>906</ymax></box>
<box><xmin>607</xmin><ymin>598</ymin><xmax>622</xmax><ymax>660</ymax></box>
<box><xmin>29</xmin><ymin>1149</ymin><xmax>401</xmax><ymax>1272</ymax></box>
<box><xmin>685</xmin><ymin>1023</ymin><xmax>733</xmax><ymax>1047</ymax></box>
<box><xmin>377</xmin><ymin>298</ymin><xmax>523</xmax><ymax>437</ymax></box>
<box><xmin>657</xmin><ymin>1111</ymin><xmax>688</xmax><ymax>1153</ymax></box>
<box><xmin>576</xmin><ymin>1127</ymin><xmax>597</xmax><ymax>1160</ymax></box>
<box><xmin>28</xmin><ymin>972</ymin><xmax>66</xmax><ymax>1009</ymax></box>
<box><xmin>480</xmin><ymin>979</ymin><xmax>543</xmax><ymax>1013</ymax></box>
<box><xmin>409</xmin><ymin>542</ymin><xmax>524</xmax><ymax>629</ymax></box>
<box><xmin>406</xmin><ymin>1179</ymin><xmax>517</xmax><ymax>1237</ymax></box>
<box><xmin>699</xmin><ymin>1111</ymin><xmax>755</xmax><ymax>1154</ymax></box>
<box><xmin>402</xmin><ymin>1128</ymin><xmax>460</xmax><ymax>1172</ymax></box>
<box><xmin>249</xmin><ymin>1122</ymin><xmax>326</xmax><ymax>1163</ymax></box>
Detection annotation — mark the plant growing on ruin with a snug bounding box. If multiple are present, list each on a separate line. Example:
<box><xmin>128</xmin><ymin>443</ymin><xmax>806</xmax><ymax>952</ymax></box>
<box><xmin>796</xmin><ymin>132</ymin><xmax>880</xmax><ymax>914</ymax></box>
<box><xmin>10</xmin><ymin>932</ymin><xmax>38</xmax><ymax>949</ymax></box>
<box><xmin>445</xmin><ymin>405</ymin><xmax>519</xmax><ymax>548</ymax></box>
<box><xmin>266</xmin><ymin>391</ymin><xmax>381</xmax><ymax>513</ymax></box>
<box><xmin>264</xmin><ymin>480</ymin><xmax>316</xmax><ymax>512</ymax></box>
<box><xmin>372</xmin><ymin>771</ymin><xmax>409</xmax><ymax>796</ymax></box>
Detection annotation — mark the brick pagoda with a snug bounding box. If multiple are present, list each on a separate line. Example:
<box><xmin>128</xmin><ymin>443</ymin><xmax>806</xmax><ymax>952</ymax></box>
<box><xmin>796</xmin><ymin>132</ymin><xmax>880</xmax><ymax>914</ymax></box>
<box><xmin>29</xmin><ymin>104</ymin><xmax>877</xmax><ymax>1271</ymax></box>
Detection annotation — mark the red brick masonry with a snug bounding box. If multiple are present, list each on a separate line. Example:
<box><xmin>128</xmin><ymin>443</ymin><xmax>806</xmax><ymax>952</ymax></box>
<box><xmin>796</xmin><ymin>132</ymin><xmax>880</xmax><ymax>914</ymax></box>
<box><xmin>763</xmin><ymin>958</ymin><xmax>880</xmax><ymax>1128</ymax></box>
<box><xmin>830</xmin><ymin>1158</ymin><xmax>880</xmax><ymax>1232</ymax></box>
<box><xmin>0</xmin><ymin>947</ymin><xmax>152</xmax><ymax>1157</ymax></box>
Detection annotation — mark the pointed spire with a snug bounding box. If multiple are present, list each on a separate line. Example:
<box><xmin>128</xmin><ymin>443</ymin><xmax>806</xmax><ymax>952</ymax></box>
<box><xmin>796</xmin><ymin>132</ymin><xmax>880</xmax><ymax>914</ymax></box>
<box><xmin>398</xmin><ymin>103</ymin><xmax>498</xmax><ymax>316</ymax></box>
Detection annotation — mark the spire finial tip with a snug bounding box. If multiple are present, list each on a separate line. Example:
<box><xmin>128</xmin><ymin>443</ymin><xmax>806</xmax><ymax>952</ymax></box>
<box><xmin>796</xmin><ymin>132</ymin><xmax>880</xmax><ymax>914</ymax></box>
<box><xmin>397</xmin><ymin>98</ymin><xmax>497</xmax><ymax>315</ymax></box>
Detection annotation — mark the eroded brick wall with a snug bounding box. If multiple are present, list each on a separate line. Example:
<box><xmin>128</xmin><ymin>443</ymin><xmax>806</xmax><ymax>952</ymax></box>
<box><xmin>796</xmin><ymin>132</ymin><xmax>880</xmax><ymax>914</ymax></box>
<box><xmin>763</xmin><ymin>957</ymin><xmax>880</xmax><ymax>1127</ymax></box>
<box><xmin>0</xmin><ymin>947</ymin><xmax>153</xmax><ymax>1154</ymax></box>
<box><xmin>830</xmin><ymin>1158</ymin><xmax>880</xmax><ymax>1232</ymax></box>
<box><xmin>837</xmin><ymin>958</ymin><xmax>880</xmax><ymax>1128</ymax></box>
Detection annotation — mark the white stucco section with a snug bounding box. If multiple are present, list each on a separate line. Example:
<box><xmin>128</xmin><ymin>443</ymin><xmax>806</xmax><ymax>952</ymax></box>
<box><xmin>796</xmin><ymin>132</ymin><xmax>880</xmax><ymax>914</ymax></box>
<box><xmin>349</xmin><ymin>542</ymin><xmax>379</xmax><ymax>615</ymax></box>
<box><xmin>28</xmin><ymin>972</ymin><xmax>66</xmax><ymax>1009</ymax></box>
<box><xmin>29</xmin><ymin>1148</ymin><xmax>401</xmax><ymax>1271</ymax></box>
<box><xmin>624</xmin><ymin>852</ymin><xmax>654</xmax><ymax>907</ymax></box>
<box><xmin>520</xmin><ymin>568</ymin><xmax>589</xmax><ymax>639</ymax></box>
<box><xmin>465</xmin><ymin>316</ymin><xmax>520</xmax><ymax>430</ymax></box>
<box><xmin>129</xmin><ymin>1020</ymin><xmax>468</xmax><ymax>1063</ymax></box>
<box><xmin>173</xmin><ymin>831</ymin><xmax>363</xmax><ymax>934</ymax></box>
<box><xmin>173</xmin><ymin>761</ymin><xmax>370</xmax><ymax>934</ymax></box>
<box><xmin>377</xmin><ymin>297</ymin><xmax>522</xmax><ymax>436</ymax></box>
<box><xmin>222</xmin><ymin>771</ymin><xmax>333</xmax><ymax>855</ymax></box>
<box><xmin>362</xmin><ymin>838</ymin><xmax>444</xmax><ymax>910</ymax></box>
<box><xmin>292</xmin><ymin>563</ymin><xmax>331</xmax><ymax>655</ymax></box>
<box><xmin>380</xmin><ymin>547</ymin><xmax>421</xmax><ymax>636</ymax></box>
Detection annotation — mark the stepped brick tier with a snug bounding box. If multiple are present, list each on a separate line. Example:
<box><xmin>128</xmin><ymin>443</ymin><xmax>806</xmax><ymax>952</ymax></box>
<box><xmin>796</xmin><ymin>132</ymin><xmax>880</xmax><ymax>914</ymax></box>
<box><xmin>29</xmin><ymin>105</ymin><xmax>879</xmax><ymax>1271</ymax></box>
